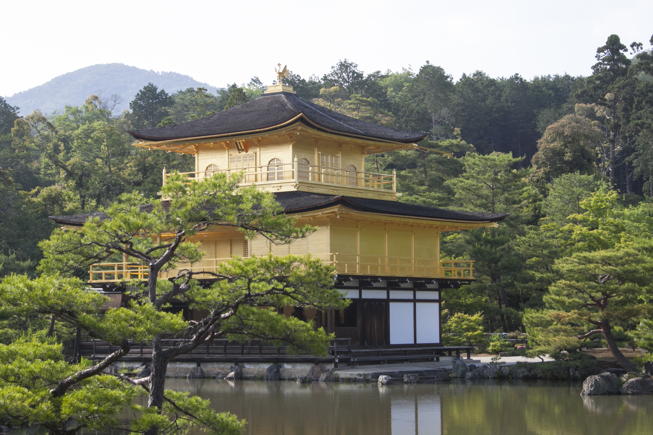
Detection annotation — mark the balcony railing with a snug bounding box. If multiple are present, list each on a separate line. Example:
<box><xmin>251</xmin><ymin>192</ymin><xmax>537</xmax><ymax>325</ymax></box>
<box><xmin>162</xmin><ymin>162</ymin><xmax>397</xmax><ymax>194</ymax></box>
<box><xmin>88</xmin><ymin>256</ymin><xmax>475</xmax><ymax>283</ymax></box>
<box><xmin>439</xmin><ymin>259</ymin><xmax>475</xmax><ymax>279</ymax></box>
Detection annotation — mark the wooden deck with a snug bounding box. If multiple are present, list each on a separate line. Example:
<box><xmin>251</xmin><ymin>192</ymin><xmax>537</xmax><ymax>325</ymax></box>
<box><xmin>88</xmin><ymin>258</ymin><xmax>475</xmax><ymax>283</ymax></box>
<box><xmin>163</xmin><ymin>164</ymin><xmax>397</xmax><ymax>196</ymax></box>
<box><xmin>76</xmin><ymin>339</ymin><xmax>472</xmax><ymax>367</ymax></box>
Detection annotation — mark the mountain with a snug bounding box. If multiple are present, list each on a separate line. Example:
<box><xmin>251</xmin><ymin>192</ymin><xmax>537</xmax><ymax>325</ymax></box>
<box><xmin>5</xmin><ymin>63</ymin><xmax>219</xmax><ymax>116</ymax></box>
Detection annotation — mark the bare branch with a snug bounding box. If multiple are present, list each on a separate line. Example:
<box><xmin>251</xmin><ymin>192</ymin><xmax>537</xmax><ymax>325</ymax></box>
<box><xmin>50</xmin><ymin>341</ymin><xmax>130</xmax><ymax>397</ymax></box>
<box><xmin>577</xmin><ymin>329</ymin><xmax>603</xmax><ymax>340</ymax></box>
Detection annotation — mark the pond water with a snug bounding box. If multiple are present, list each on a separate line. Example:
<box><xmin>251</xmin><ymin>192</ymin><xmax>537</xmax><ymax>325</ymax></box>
<box><xmin>167</xmin><ymin>378</ymin><xmax>653</xmax><ymax>435</ymax></box>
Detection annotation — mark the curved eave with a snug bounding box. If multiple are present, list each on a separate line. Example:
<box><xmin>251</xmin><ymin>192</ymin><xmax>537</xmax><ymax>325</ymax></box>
<box><xmin>288</xmin><ymin>205</ymin><xmax>503</xmax><ymax>230</ymax></box>
<box><xmin>131</xmin><ymin>113</ymin><xmax>425</xmax><ymax>153</ymax></box>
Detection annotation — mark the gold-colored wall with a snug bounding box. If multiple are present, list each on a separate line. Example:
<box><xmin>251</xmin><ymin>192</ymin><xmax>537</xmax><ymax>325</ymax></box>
<box><xmin>330</xmin><ymin>222</ymin><xmax>440</xmax><ymax>277</ymax></box>
<box><xmin>194</xmin><ymin>136</ymin><xmax>367</xmax><ymax>176</ymax></box>
<box><xmin>175</xmin><ymin>217</ymin><xmax>442</xmax><ymax>278</ymax></box>
<box><xmin>249</xmin><ymin>224</ymin><xmax>330</xmax><ymax>258</ymax></box>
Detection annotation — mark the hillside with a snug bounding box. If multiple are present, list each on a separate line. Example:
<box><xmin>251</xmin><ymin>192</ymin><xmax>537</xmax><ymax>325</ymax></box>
<box><xmin>5</xmin><ymin>63</ymin><xmax>219</xmax><ymax>115</ymax></box>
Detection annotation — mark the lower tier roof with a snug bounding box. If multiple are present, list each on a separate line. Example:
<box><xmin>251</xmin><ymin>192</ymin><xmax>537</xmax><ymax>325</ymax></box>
<box><xmin>49</xmin><ymin>191</ymin><xmax>506</xmax><ymax>226</ymax></box>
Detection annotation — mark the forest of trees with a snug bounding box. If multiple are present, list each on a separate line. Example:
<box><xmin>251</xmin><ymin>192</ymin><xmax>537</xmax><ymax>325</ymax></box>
<box><xmin>1</xmin><ymin>33</ymin><xmax>653</xmax><ymax>358</ymax></box>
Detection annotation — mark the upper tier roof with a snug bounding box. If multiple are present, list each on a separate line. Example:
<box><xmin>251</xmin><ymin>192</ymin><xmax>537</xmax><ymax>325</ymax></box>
<box><xmin>130</xmin><ymin>92</ymin><xmax>426</xmax><ymax>144</ymax></box>
<box><xmin>50</xmin><ymin>191</ymin><xmax>506</xmax><ymax>227</ymax></box>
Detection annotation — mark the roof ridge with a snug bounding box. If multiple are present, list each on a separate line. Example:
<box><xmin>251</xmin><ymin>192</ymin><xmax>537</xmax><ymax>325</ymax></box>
<box><xmin>278</xmin><ymin>92</ymin><xmax>301</xmax><ymax>113</ymax></box>
<box><xmin>293</xmin><ymin>95</ymin><xmax>368</xmax><ymax>135</ymax></box>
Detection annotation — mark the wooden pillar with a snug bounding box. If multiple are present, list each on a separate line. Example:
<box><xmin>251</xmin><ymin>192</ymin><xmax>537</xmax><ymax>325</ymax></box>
<box><xmin>411</xmin><ymin>228</ymin><xmax>415</xmax><ymax>275</ymax></box>
<box><xmin>292</xmin><ymin>155</ymin><xmax>298</xmax><ymax>181</ymax></box>
<box><xmin>384</xmin><ymin>223</ymin><xmax>389</xmax><ymax>275</ymax></box>
<box><xmin>435</xmin><ymin>231</ymin><xmax>441</xmax><ymax>277</ymax></box>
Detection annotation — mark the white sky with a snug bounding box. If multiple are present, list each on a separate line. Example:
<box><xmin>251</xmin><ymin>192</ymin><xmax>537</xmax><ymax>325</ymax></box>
<box><xmin>1</xmin><ymin>0</ymin><xmax>651</xmax><ymax>97</ymax></box>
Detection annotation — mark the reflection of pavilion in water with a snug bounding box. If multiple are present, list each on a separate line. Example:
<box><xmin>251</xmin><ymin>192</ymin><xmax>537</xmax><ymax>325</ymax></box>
<box><xmin>390</xmin><ymin>390</ymin><xmax>442</xmax><ymax>435</ymax></box>
<box><xmin>171</xmin><ymin>379</ymin><xmax>442</xmax><ymax>435</ymax></box>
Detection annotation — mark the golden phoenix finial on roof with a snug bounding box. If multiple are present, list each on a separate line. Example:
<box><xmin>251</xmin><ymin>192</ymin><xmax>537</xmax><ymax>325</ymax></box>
<box><xmin>275</xmin><ymin>64</ymin><xmax>289</xmax><ymax>84</ymax></box>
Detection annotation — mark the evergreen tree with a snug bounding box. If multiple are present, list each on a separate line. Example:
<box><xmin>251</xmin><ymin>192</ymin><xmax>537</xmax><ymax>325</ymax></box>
<box><xmin>129</xmin><ymin>83</ymin><xmax>173</xmax><ymax>129</ymax></box>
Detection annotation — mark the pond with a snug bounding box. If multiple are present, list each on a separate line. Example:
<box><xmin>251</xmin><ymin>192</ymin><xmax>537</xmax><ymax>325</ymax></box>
<box><xmin>167</xmin><ymin>378</ymin><xmax>653</xmax><ymax>435</ymax></box>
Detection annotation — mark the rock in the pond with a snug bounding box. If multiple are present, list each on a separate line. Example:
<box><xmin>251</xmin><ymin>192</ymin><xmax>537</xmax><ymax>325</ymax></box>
<box><xmin>378</xmin><ymin>375</ymin><xmax>392</xmax><ymax>385</ymax></box>
<box><xmin>621</xmin><ymin>376</ymin><xmax>653</xmax><ymax>395</ymax></box>
<box><xmin>643</xmin><ymin>362</ymin><xmax>653</xmax><ymax>376</ymax></box>
<box><xmin>319</xmin><ymin>368</ymin><xmax>336</xmax><ymax>382</ymax></box>
<box><xmin>580</xmin><ymin>372</ymin><xmax>621</xmax><ymax>395</ymax></box>
<box><xmin>603</xmin><ymin>367</ymin><xmax>627</xmax><ymax>377</ymax></box>
<box><xmin>224</xmin><ymin>363</ymin><xmax>242</xmax><ymax>381</ymax></box>
<box><xmin>403</xmin><ymin>374</ymin><xmax>418</xmax><ymax>384</ymax></box>
<box><xmin>296</xmin><ymin>376</ymin><xmax>312</xmax><ymax>384</ymax></box>
<box><xmin>264</xmin><ymin>363</ymin><xmax>281</xmax><ymax>381</ymax></box>
<box><xmin>451</xmin><ymin>359</ymin><xmax>468</xmax><ymax>378</ymax></box>
<box><xmin>307</xmin><ymin>364</ymin><xmax>323</xmax><ymax>381</ymax></box>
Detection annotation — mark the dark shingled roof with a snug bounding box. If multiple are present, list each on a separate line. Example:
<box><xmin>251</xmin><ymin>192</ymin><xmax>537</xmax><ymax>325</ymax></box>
<box><xmin>275</xmin><ymin>191</ymin><xmax>506</xmax><ymax>222</ymax></box>
<box><xmin>49</xmin><ymin>192</ymin><xmax>506</xmax><ymax>226</ymax></box>
<box><xmin>130</xmin><ymin>92</ymin><xmax>426</xmax><ymax>144</ymax></box>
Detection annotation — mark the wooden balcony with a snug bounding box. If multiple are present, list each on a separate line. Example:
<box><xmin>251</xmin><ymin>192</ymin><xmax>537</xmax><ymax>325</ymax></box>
<box><xmin>88</xmin><ymin>256</ymin><xmax>475</xmax><ymax>283</ymax></box>
<box><xmin>162</xmin><ymin>162</ymin><xmax>397</xmax><ymax>199</ymax></box>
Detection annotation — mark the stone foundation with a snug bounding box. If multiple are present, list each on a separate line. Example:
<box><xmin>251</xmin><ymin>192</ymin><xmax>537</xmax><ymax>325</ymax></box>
<box><xmin>110</xmin><ymin>358</ymin><xmax>601</xmax><ymax>384</ymax></box>
<box><xmin>112</xmin><ymin>361</ymin><xmax>332</xmax><ymax>381</ymax></box>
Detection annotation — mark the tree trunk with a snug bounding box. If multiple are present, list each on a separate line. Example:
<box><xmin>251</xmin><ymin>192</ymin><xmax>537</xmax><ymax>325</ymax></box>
<box><xmin>146</xmin><ymin>336</ymin><xmax>168</xmax><ymax>435</ymax></box>
<box><xmin>602</xmin><ymin>321</ymin><xmax>636</xmax><ymax>372</ymax></box>
<box><xmin>47</xmin><ymin>314</ymin><xmax>56</xmax><ymax>337</ymax></box>
<box><xmin>148</xmin><ymin>265</ymin><xmax>160</xmax><ymax>304</ymax></box>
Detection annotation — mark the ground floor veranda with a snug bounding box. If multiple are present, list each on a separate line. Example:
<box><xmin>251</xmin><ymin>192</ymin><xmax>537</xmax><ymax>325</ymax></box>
<box><xmin>90</xmin><ymin>275</ymin><xmax>469</xmax><ymax>359</ymax></box>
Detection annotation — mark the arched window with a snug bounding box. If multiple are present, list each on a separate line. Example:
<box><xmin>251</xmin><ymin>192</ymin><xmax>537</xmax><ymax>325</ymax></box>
<box><xmin>297</xmin><ymin>158</ymin><xmax>310</xmax><ymax>181</ymax></box>
<box><xmin>205</xmin><ymin>164</ymin><xmax>220</xmax><ymax>178</ymax></box>
<box><xmin>345</xmin><ymin>165</ymin><xmax>358</xmax><ymax>186</ymax></box>
<box><xmin>267</xmin><ymin>158</ymin><xmax>283</xmax><ymax>181</ymax></box>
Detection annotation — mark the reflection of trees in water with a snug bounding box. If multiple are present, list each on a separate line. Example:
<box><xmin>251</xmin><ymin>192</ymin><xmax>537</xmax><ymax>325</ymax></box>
<box><xmin>165</xmin><ymin>379</ymin><xmax>653</xmax><ymax>435</ymax></box>
<box><xmin>442</xmin><ymin>381</ymin><xmax>653</xmax><ymax>435</ymax></box>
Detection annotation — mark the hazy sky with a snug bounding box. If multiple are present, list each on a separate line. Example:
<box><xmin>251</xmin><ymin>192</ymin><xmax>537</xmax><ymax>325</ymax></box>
<box><xmin>1</xmin><ymin>0</ymin><xmax>651</xmax><ymax>97</ymax></box>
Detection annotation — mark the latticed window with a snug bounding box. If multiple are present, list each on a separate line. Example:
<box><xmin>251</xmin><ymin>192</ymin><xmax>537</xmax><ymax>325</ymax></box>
<box><xmin>297</xmin><ymin>158</ymin><xmax>310</xmax><ymax>181</ymax></box>
<box><xmin>229</xmin><ymin>152</ymin><xmax>256</xmax><ymax>170</ymax></box>
<box><xmin>267</xmin><ymin>158</ymin><xmax>283</xmax><ymax>181</ymax></box>
<box><xmin>345</xmin><ymin>165</ymin><xmax>358</xmax><ymax>186</ymax></box>
<box><xmin>319</xmin><ymin>153</ymin><xmax>339</xmax><ymax>183</ymax></box>
<box><xmin>204</xmin><ymin>164</ymin><xmax>220</xmax><ymax>178</ymax></box>
<box><xmin>228</xmin><ymin>151</ymin><xmax>256</xmax><ymax>182</ymax></box>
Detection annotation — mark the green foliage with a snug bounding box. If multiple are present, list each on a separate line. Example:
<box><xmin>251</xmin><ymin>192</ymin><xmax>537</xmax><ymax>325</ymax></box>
<box><xmin>385</xmin><ymin>138</ymin><xmax>473</xmax><ymax>207</ymax></box>
<box><xmin>129</xmin><ymin>83</ymin><xmax>173</xmax><ymax>129</ymax></box>
<box><xmin>0</xmin><ymin>274</ymin><xmax>106</xmax><ymax>321</ymax></box>
<box><xmin>541</xmin><ymin>173</ymin><xmax>608</xmax><ymax>224</ymax></box>
<box><xmin>0</xmin><ymin>336</ymin><xmax>141</xmax><ymax>432</ymax></box>
<box><xmin>442</xmin><ymin>312</ymin><xmax>486</xmax><ymax>348</ymax></box>
<box><xmin>163</xmin><ymin>87</ymin><xmax>221</xmax><ymax>125</ymax></box>
<box><xmin>443</xmin><ymin>152</ymin><xmax>539</xmax><ymax>330</ymax></box>
<box><xmin>487</xmin><ymin>335</ymin><xmax>513</xmax><ymax>355</ymax></box>
<box><xmin>219</xmin><ymin>84</ymin><xmax>251</xmax><ymax>110</ymax></box>
<box><xmin>629</xmin><ymin>319</ymin><xmax>653</xmax><ymax>352</ymax></box>
<box><xmin>80</xmin><ymin>303</ymin><xmax>187</xmax><ymax>344</ymax></box>
<box><xmin>526</xmin><ymin>242</ymin><xmax>653</xmax><ymax>366</ymax></box>
<box><xmin>446</xmin><ymin>152</ymin><xmax>536</xmax><ymax>216</ymax></box>
<box><xmin>531</xmin><ymin>111</ymin><xmax>603</xmax><ymax>183</ymax></box>
<box><xmin>523</xmin><ymin>309</ymin><xmax>583</xmax><ymax>357</ymax></box>
<box><xmin>130</xmin><ymin>390</ymin><xmax>244</xmax><ymax>434</ymax></box>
